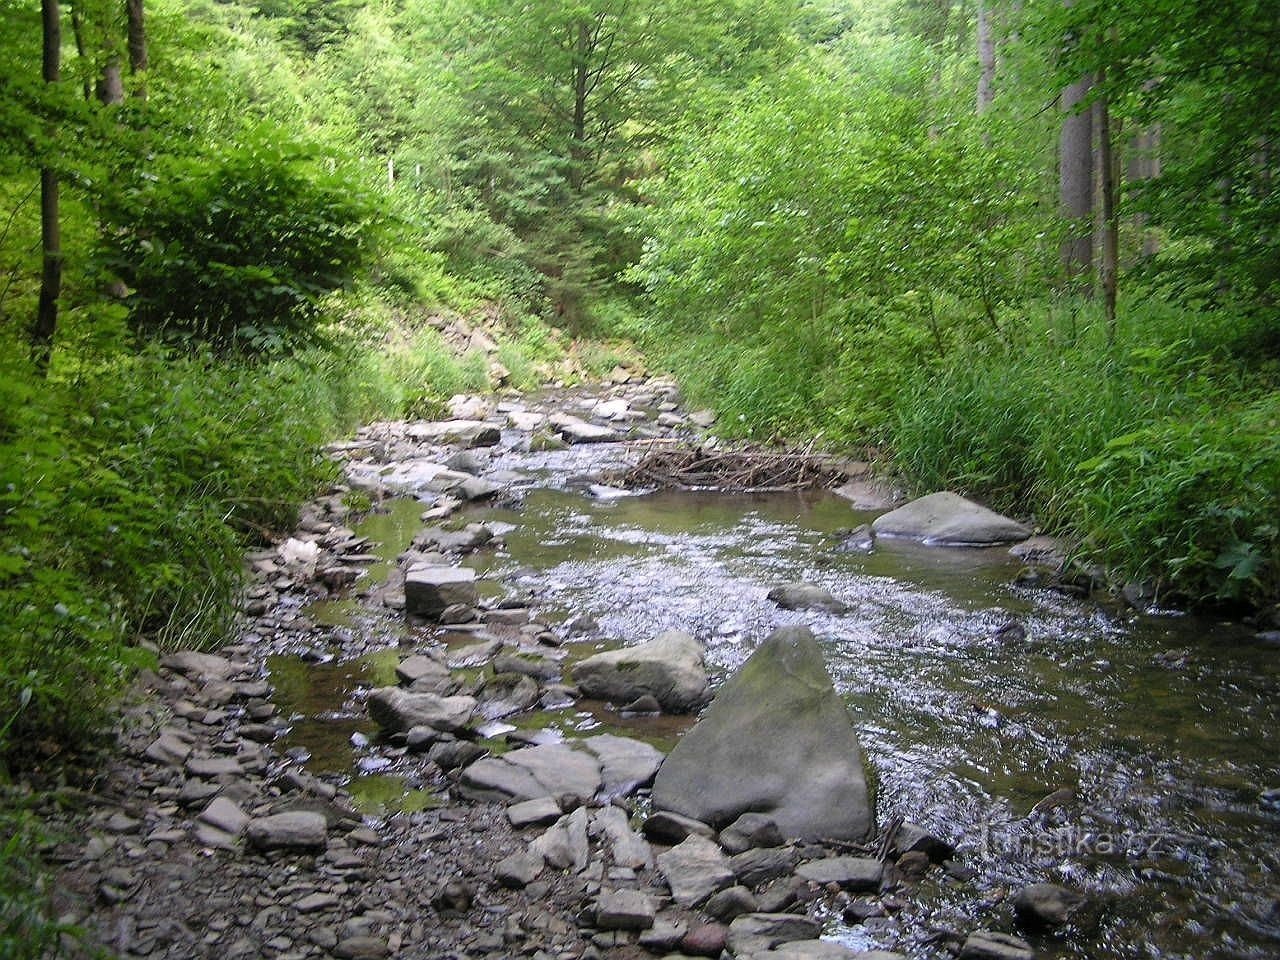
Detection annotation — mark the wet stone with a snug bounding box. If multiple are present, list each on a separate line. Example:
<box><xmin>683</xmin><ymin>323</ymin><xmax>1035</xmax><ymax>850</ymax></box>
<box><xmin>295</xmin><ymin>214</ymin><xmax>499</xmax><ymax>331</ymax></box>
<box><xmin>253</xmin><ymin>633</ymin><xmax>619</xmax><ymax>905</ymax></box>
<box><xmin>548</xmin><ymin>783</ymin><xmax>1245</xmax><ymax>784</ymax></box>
<box><xmin>959</xmin><ymin>931</ymin><xmax>1036</xmax><ymax>960</ymax></box>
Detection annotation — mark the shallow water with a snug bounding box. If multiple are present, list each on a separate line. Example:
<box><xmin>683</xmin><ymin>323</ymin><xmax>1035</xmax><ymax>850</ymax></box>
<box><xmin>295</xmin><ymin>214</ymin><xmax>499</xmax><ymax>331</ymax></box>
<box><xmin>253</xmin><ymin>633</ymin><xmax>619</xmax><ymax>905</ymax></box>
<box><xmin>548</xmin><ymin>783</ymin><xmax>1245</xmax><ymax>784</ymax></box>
<box><xmin>466</xmin><ymin>487</ymin><xmax>1279</xmax><ymax>960</ymax></box>
<box><xmin>271</xmin><ymin>468</ymin><xmax>1279</xmax><ymax>958</ymax></box>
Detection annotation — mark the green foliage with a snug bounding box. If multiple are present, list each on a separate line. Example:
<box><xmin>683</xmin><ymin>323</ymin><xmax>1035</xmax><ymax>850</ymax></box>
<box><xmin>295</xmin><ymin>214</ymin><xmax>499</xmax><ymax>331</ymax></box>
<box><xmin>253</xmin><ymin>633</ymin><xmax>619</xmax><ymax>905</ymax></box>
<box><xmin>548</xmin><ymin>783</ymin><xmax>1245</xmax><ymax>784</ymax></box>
<box><xmin>892</xmin><ymin>297</ymin><xmax>1279</xmax><ymax>605</ymax></box>
<box><xmin>104</xmin><ymin>129</ymin><xmax>379</xmax><ymax>354</ymax></box>
<box><xmin>0</xmin><ymin>807</ymin><xmax>74</xmax><ymax>960</ymax></box>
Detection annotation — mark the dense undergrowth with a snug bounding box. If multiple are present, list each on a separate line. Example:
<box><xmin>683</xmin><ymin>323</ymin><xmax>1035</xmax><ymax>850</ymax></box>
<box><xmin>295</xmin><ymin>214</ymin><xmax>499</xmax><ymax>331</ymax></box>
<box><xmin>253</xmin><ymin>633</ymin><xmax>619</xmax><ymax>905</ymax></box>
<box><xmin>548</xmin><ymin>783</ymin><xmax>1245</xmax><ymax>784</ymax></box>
<box><xmin>637</xmin><ymin>294</ymin><xmax>1280</xmax><ymax>610</ymax></box>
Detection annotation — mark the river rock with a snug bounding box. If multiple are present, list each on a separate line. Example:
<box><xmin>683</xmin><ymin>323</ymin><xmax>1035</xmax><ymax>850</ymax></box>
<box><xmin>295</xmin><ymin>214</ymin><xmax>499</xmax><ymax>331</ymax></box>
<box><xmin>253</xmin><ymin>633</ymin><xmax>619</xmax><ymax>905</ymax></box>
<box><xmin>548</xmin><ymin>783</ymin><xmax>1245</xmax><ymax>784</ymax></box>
<box><xmin>656</xmin><ymin>835</ymin><xmax>736</xmax><ymax>906</ymax></box>
<box><xmin>959</xmin><ymin>931</ymin><xmax>1036</xmax><ymax>960</ymax></box>
<box><xmin>476</xmin><ymin>673</ymin><xmax>540</xmax><ymax>719</ymax></box>
<box><xmin>551</xmin><ymin>414</ymin><xmax>618</xmax><ymax>444</ymax></box>
<box><xmin>727</xmin><ymin>914</ymin><xmax>822</xmax><ymax>957</ymax></box>
<box><xmin>705</xmin><ymin>885</ymin><xmax>757</xmax><ymax>922</ymax></box>
<box><xmin>730</xmin><ymin>847</ymin><xmax>800</xmax><ymax>887</ymax></box>
<box><xmin>161</xmin><ymin>651</ymin><xmax>245</xmax><ymax>682</ymax></box>
<box><xmin>366</xmin><ymin>688</ymin><xmax>477</xmax><ymax>734</ymax></box>
<box><xmin>643</xmin><ymin>811</ymin><xmax>717</xmax><ymax>844</ymax></box>
<box><xmin>766</xmin><ymin>583</ymin><xmax>849</xmax><ymax>613</ymax></box>
<box><xmin>507</xmin><ymin>797</ymin><xmax>563</xmax><ymax>829</ymax></box>
<box><xmin>720</xmin><ymin>813</ymin><xmax>784</xmax><ymax>854</ymax></box>
<box><xmin>651</xmin><ymin>625</ymin><xmax>873</xmax><ymax>841</ymax></box>
<box><xmin>406</xmin><ymin>419</ymin><xmax>500</xmax><ymax>447</ymax></box>
<box><xmin>403</xmin><ymin>564</ymin><xmax>478</xmax><ymax>616</ymax></box>
<box><xmin>682</xmin><ymin>922</ymin><xmax>729</xmax><ymax>957</ymax></box>
<box><xmin>595</xmin><ymin>889</ymin><xmax>656</xmax><ymax>931</ymax></box>
<box><xmin>246</xmin><ymin>811</ymin><xmax>327</xmax><ymax>852</ymax></box>
<box><xmin>750</xmin><ymin>943</ymin><xmax>884</xmax><ymax>960</ymax></box>
<box><xmin>1013</xmin><ymin>883</ymin><xmax>1088</xmax><ymax>929</ymax></box>
<box><xmin>395</xmin><ymin>653</ymin><xmax>451</xmax><ymax>690</ymax></box>
<box><xmin>594</xmin><ymin>805</ymin><xmax>654</xmax><ymax>869</ymax></box>
<box><xmin>572</xmin><ymin>631</ymin><xmax>708</xmax><ymax>713</ymax></box>
<box><xmin>833</xmin><ymin>478</ymin><xmax>904</xmax><ymax>510</ymax></box>
<box><xmin>795</xmin><ymin>856</ymin><xmax>883</xmax><ymax>892</ymax></box>
<box><xmin>495</xmin><ymin>850</ymin><xmax>543</xmax><ymax>889</ymax></box>
<box><xmin>871</xmin><ymin>491</ymin><xmax>1031</xmax><ymax>546</ymax></box>
<box><xmin>458</xmin><ymin>742</ymin><xmax>602</xmax><ymax>804</ymax></box>
<box><xmin>581</xmin><ymin>733</ymin><xmax>665</xmax><ymax>798</ymax></box>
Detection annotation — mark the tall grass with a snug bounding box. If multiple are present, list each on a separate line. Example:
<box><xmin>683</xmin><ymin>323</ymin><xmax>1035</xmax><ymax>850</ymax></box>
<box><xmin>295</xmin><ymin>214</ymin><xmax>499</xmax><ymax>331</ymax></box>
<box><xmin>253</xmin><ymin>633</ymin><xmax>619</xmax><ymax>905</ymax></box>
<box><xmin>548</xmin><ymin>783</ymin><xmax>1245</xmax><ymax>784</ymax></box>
<box><xmin>0</xmin><ymin>325</ymin><xmax>488</xmax><ymax>770</ymax></box>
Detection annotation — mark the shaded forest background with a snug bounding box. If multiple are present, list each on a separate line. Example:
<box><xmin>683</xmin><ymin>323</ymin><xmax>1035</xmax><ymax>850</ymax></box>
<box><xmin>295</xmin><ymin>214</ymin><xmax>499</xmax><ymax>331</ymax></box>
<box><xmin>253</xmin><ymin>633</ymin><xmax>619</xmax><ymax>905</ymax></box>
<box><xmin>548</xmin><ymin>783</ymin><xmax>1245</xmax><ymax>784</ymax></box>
<box><xmin>0</xmin><ymin>1</ymin><xmax>1277</xmax><ymax>897</ymax></box>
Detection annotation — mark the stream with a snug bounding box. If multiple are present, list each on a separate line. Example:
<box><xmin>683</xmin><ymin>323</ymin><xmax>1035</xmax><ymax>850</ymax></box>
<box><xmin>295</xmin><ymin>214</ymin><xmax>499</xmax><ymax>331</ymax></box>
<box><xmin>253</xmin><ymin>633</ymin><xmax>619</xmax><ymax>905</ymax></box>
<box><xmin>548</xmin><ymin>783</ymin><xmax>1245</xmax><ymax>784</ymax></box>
<box><xmin>270</xmin><ymin>428</ymin><xmax>1279</xmax><ymax>960</ymax></box>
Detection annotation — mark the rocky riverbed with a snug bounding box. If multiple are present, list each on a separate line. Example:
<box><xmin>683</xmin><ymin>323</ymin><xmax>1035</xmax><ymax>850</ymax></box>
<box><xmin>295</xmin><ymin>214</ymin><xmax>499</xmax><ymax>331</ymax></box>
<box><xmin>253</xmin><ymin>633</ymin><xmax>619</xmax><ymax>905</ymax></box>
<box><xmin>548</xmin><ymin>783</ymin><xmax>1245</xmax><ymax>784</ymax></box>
<box><xmin>39</xmin><ymin>378</ymin><xmax>1280</xmax><ymax>960</ymax></box>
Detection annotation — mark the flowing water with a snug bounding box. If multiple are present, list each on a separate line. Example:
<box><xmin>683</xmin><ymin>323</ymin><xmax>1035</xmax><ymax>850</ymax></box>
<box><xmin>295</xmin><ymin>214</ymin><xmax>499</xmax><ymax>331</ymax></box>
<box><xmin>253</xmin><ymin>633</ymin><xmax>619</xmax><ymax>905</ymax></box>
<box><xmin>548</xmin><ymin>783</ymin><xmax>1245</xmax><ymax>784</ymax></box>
<box><xmin>271</xmin><ymin>444</ymin><xmax>1279</xmax><ymax>960</ymax></box>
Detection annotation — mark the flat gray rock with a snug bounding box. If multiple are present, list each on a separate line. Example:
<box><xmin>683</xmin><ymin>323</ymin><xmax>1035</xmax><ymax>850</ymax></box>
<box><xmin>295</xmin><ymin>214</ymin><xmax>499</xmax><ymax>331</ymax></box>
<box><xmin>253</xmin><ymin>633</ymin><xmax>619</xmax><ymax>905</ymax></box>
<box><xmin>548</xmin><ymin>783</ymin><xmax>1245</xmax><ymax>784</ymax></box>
<box><xmin>198</xmin><ymin>797</ymin><xmax>248</xmax><ymax>836</ymax></box>
<box><xmin>731</xmin><ymin>847</ymin><xmax>800</xmax><ymax>887</ymax></box>
<box><xmin>795</xmin><ymin>856</ymin><xmax>882</xmax><ymax>891</ymax></box>
<box><xmin>366</xmin><ymin>687</ymin><xmax>476</xmax><ymax>734</ymax></box>
<box><xmin>404</xmin><ymin>564</ymin><xmax>478</xmax><ymax>617</ymax></box>
<box><xmin>766</xmin><ymin>583</ymin><xmax>848</xmax><ymax>613</ymax></box>
<box><xmin>161</xmin><ymin>651</ymin><xmax>246</xmax><ymax>682</ymax></box>
<box><xmin>651</xmin><ymin>626</ymin><xmax>874</xmax><ymax>841</ymax></box>
<box><xmin>750</xmin><ymin>941</ymin><xmax>881</xmax><ymax>960</ymax></box>
<box><xmin>572</xmin><ymin>631</ymin><xmax>708</xmax><ymax>713</ymax></box>
<box><xmin>871</xmin><ymin>491</ymin><xmax>1031</xmax><ymax>546</ymax></box>
<box><xmin>595</xmin><ymin>888</ymin><xmax>657</xmax><ymax>931</ymax></box>
<box><xmin>395</xmin><ymin>654</ymin><xmax>450</xmax><ymax>689</ymax></box>
<box><xmin>594</xmin><ymin>805</ymin><xmax>653</xmax><ymax>869</ymax></box>
<box><xmin>550</xmin><ymin>414</ymin><xmax>618</xmax><ymax>444</ymax></box>
<box><xmin>246</xmin><ymin>811</ymin><xmax>327</xmax><ymax>852</ymax></box>
<box><xmin>580</xmin><ymin>734</ymin><xmax>665</xmax><ymax>799</ymax></box>
<box><xmin>727</xmin><ymin>914</ymin><xmax>822</xmax><ymax>957</ymax></box>
<box><xmin>656</xmin><ymin>835</ymin><xmax>735</xmax><ymax>907</ymax></box>
<box><xmin>506</xmin><ymin>797</ymin><xmax>563</xmax><ymax>829</ymax></box>
<box><xmin>958</xmin><ymin>931</ymin><xmax>1036</xmax><ymax>960</ymax></box>
<box><xmin>459</xmin><ymin>742</ymin><xmax>602</xmax><ymax>804</ymax></box>
<box><xmin>495</xmin><ymin>850</ymin><xmax>543</xmax><ymax>888</ymax></box>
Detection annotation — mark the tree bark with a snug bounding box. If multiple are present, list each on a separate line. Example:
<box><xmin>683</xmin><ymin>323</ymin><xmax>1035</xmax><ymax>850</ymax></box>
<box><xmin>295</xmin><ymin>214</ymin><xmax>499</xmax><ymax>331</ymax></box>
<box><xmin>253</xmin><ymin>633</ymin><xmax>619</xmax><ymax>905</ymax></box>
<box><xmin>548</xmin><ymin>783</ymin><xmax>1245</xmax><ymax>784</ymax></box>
<box><xmin>976</xmin><ymin>0</ymin><xmax>995</xmax><ymax>114</ymax></box>
<box><xmin>126</xmin><ymin>0</ymin><xmax>147</xmax><ymax>79</ymax></box>
<box><xmin>32</xmin><ymin>0</ymin><xmax>62</xmax><ymax>375</ymax></box>
<box><xmin>98</xmin><ymin>60</ymin><xmax>124</xmax><ymax>105</ymax></box>
<box><xmin>1059</xmin><ymin>73</ymin><xmax>1094</xmax><ymax>281</ymax></box>
<box><xmin>1096</xmin><ymin>81</ymin><xmax>1119</xmax><ymax>341</ymax></box>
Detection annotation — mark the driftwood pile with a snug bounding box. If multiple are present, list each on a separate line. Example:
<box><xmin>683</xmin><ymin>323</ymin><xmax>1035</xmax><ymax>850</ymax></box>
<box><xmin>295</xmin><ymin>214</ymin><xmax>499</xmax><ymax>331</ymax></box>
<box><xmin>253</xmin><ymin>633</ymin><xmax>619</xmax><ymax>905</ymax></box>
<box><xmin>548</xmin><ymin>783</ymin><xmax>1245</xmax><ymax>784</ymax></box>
<box><xmin>603</xmin><ymin>441</ymin><xmax>847</xmax><ymax>492</ymax></box>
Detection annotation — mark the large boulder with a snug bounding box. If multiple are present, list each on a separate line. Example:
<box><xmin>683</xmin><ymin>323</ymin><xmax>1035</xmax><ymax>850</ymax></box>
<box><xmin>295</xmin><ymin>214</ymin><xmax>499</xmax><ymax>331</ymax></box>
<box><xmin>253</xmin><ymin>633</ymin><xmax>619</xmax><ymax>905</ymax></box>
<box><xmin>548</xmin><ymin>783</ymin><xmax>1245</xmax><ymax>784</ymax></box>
<box><xmin>871</xmin><ymin>492</ymin><xmax>1031</xmax><ymax>546</ymax></box>
<box><xmin>651</xmin><ymin>626</ymin><xmax>873</xmax><ymax>841</ymax></box>
<box><xmin>572</xmin><ymin>631</ymin><xmax>709</xmax><ymax>713</ymax></box>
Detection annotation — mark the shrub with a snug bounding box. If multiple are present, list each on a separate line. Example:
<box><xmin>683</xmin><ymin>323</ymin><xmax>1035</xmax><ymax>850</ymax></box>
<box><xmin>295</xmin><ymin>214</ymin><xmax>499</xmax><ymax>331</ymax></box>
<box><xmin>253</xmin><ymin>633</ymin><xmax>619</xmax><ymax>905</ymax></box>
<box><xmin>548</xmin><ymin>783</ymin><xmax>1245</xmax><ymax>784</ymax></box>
<box><xmin>103</xmin><ymin>126</ymin><xmax>379</xmax><ymax>355</ymax></box>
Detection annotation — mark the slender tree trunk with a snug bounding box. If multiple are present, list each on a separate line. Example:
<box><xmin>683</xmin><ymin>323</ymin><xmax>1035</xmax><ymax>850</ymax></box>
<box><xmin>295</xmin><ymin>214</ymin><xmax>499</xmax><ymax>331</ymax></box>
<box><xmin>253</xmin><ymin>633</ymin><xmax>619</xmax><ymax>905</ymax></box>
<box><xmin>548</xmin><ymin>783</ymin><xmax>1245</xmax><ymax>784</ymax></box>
<box><xmin>32</xmin><ymin>0</ymin><xmax>62</xmax><ymax>375</ymax></box>
<box><xmin>126</xmin><ymin>0</ymin><xmax>147</xmax><ymax>97</ymax></box>
<box><xmin>98</xmin><ymin>59</ymin><xmax>124</xmax><ymax>105</ymax></box>
<box><xmin>1096</xmin><ymin>80</ymin><xmax>1119</xmax><ymax>341</ymax></box>
<box><xmin>69</xmin><ymin>4</ymin><xmax>90</xmax><ymax>100</ymax></box>
<box><xmin>1059</xmin><ymin>73</ymin><xmax>1094</xmax><ymax>281</ymax></box>
<box><xmin>976</xmin><ymin>0</ymin><xmax>996</xmax><ymax>114</ymax></box>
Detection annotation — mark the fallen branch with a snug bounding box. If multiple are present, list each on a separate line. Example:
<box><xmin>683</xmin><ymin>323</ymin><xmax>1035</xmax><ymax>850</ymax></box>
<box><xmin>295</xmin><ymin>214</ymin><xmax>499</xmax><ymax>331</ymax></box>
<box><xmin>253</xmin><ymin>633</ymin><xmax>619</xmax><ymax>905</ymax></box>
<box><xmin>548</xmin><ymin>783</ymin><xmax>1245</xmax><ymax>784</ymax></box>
<box><xmin>602</xmin><ymin>441</ymin><xmax>848</xmax><ymax>492</ymax></box>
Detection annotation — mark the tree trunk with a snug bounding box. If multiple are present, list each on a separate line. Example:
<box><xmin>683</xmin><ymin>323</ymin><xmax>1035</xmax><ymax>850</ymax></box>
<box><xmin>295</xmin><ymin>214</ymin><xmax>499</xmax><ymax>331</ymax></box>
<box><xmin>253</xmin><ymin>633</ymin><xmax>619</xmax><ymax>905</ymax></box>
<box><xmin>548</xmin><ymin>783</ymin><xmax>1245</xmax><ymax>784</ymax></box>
<box><xmin>976</xmin><ymin>0</ymin><xmax>995</xmax><ymax>114</ymax></box>
<box><xmin>126</xmin><ymin>0</ymin><xmax>147</xmax><ymax>85</ymax></box>
<box><xmin>32</xmin><ymin>0</ymin><xmax>62</xmax><ymax>375</ymax></box>
<box><xmin>1096</xmin><ymin>81</ymin><xmax>1119</xmax><ymax>341</ymax></box>
<box><xmin>69</xmin><ymin>4</ymin><xmax>90</xmax><ymax>100</ymax></box>
<box><xmin>98</xmin><ymin>60</ymin><xmax>124</xmax><ymax>105</ymax></box>
<box><xmin>1059</xmin><ymin>73</ymin><xmax>1094</xmax><ymax>281</ymax></box>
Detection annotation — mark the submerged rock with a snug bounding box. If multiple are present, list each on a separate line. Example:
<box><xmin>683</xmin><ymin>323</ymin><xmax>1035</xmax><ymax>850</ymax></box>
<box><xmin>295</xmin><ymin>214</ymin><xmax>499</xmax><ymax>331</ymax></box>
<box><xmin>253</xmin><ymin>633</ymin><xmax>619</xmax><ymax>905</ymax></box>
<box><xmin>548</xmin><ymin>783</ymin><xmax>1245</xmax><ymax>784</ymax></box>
<box><xmin>1013</xmin><ymin>883</ymin><xmax>1089</xmax><ymax>929</ymax></box>
<box><xmin>651</xmin><ymin>625</ymin><xmax>874</xmax><ymax>841</ymax></box>
<box><xmin>871</xmin><ymin>491</ymin><xmax>1031</xmax><ymax>546</ymax></box>
<box><xmin>766</xmin><ymin>583</ymin><xmax>848</xmax><ymax>613</ymax></box>
<box><xmin>958</xmin><ymin>931</ymin><xmax>1035</xmax><ymax>960</ymax></box>
<box><xmin>572</xmin><ymin>630</ymin><xmax>709</xmax><ymax>713</ymax></box>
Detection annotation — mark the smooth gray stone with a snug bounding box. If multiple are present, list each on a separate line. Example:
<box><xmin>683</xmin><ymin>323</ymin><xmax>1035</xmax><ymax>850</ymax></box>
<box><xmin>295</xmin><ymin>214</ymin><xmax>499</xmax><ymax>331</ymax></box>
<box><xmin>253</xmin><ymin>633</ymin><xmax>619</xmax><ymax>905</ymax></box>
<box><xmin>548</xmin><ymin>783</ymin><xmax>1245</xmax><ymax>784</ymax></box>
<box><xmin>652</xmin><ymin>626</ymin><xmax>873</xmax><ymax>842</ymax></box>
